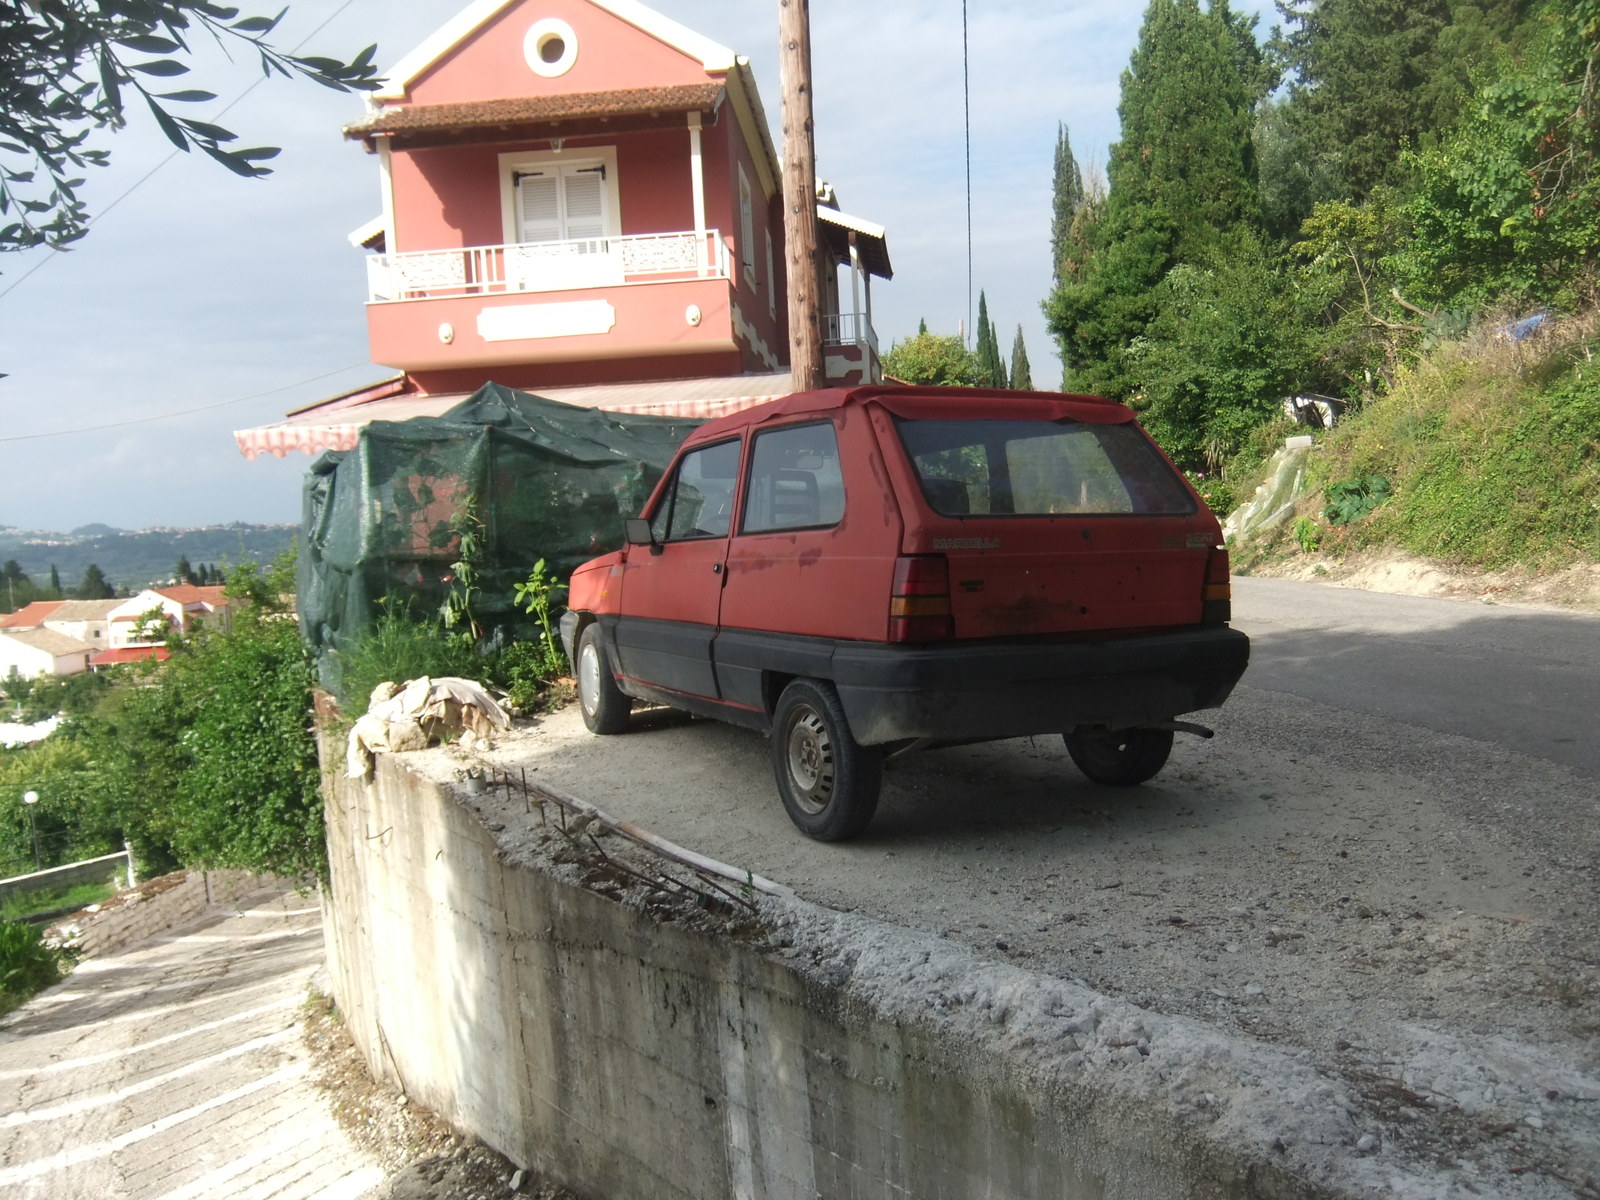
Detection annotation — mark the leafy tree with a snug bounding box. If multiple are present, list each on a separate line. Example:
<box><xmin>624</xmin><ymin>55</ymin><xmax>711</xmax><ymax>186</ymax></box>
<box><xmin>974</xmin><ymin>291</ymin><xmax>1006</xmax><ymax>387</ymax></box>
<box><xmin>1293</xmin><ymin>192</ymin><xmax>1421</xmax><ymax>390</ymax></box>
<box><xmin>1009</xmin><ymin>326</ymin><xmax>1034</xmax><ymax>390</ymax></box>
<box><xmin>1271</xmin><ymin>0</ymin><xmax>1453</xmax><ymax>202</ymax></box>
<box><xmin>1269</xmin><ymin>0</ymin><xmax>1536</xmax><ymax>210</ymax></box>
<box><xmin>0</xmin><ymin>2</ymin><xmax>381</xmax><ymax>263</ymax></box>
<box><xmin>1</xmin><ymin>560</ymin><xmax>35</xmax><ymax>612</ymax></box>
<box><xmin>1133</xmin><ymin>228</ymin><xmax>1328</xmax><ymax>466</ymax></box>
<box><xmin>1394</xmin><ymin>0</ymin><xmax>1600</xmax><ymax>309</ymax></box>
<box><xmin>75</xmin><ymin>563</ymin><xmax>114</xmax><ymax>599</ymax></box>
<box><xmin>1047</xmin><ymin>0</ymin><xmax>1263</xmax><ymax>400</ymax></box>
<box><xmin>883</xmin><ymin>331</ymin><xmax>985</xmax><ymax>386</ymax></box>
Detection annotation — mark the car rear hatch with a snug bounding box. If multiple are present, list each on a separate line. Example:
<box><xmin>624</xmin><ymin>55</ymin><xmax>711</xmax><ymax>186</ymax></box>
<box><xmin>867</xmin><ymin>394</ymin><xmax>1227</xmax><ymax>641</ymax></box>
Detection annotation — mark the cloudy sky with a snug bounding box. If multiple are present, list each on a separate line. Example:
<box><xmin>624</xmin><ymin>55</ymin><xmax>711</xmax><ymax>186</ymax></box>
<box><xmin>0</xmin><ymin>0</ymin><xmax>1276</xmax><ymax>533</ymax></box>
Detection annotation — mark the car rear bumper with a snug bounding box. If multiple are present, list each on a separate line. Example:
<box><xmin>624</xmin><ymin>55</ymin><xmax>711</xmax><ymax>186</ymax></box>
<box><xmin>831</xmin><ymin>626</ymin><xmax>1250</xmax><ymax>745</ymax></box>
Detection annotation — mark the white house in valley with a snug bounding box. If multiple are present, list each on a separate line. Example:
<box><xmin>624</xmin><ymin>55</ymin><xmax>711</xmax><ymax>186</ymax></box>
<box><xmin>41</xmin><ymin>599</ymin><xmax>120</xmax><ymax>647</ymax></box>
<box><xmin>0</xmin><ymin>628</ymin><xmax>95</xmax><ymax>679</ymax></box>
<box><xmin>106</xmin><ymin>585</ymin><xmax>233</xmax><ymax>649</ymax></box>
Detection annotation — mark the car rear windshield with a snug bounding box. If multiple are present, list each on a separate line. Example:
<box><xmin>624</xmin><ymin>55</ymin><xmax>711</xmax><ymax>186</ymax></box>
<box><xmin>894</xmin><ymin>418</ymin><xmax>1196</xmax><ymax>517</ymax></box>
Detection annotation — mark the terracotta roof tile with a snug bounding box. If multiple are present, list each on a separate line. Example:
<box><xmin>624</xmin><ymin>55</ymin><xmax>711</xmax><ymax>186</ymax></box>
<box><xmin>0</xmin><ymin>601</ymin><xmax>64</xmax><ymax>629</ymax></box>
<box><xmin>89</xmin><ymin>646</ymin><xmax>172</xmax><ymax>667</ymax></box>
<box><xmin>344</xmin><ymin>84</ymin><xmax>725</xmax><ymax>138</ymax></box>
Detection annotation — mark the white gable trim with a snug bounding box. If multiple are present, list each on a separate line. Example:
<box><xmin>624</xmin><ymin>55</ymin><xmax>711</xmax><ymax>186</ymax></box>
<box><xmin>375</xmin><ymin>0</ymin><xmax>736</xmax><ymax>101</ymax></box>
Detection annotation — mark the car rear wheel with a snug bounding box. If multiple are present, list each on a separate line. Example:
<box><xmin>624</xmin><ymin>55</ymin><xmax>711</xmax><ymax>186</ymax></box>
<box><xmin>1063</xmin><ymin>726</ymin><xmax>1174</xmax><ymax>786</ymax></box>
<box><xmin>771</xmin><ymin>680</ymin><xmax>882</xmax><ymax>841</ymax></box>
<box><xmin>576</xmin><ymin>624</ymin><xmax>632</xmax><ymax>735</ymax></box>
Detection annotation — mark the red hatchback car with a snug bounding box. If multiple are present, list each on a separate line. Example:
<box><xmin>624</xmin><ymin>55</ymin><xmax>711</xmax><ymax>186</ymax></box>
<box><xmin>560</xmin><ymin>385</ymin><xmax>1248</xmax><ymax>840</ymax></box>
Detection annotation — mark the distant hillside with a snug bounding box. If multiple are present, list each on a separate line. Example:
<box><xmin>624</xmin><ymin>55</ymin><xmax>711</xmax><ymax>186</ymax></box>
<box><xmin>0</xmin><ymin>523</ymin><xmax>296</xmax><ymax>594</ymax></box>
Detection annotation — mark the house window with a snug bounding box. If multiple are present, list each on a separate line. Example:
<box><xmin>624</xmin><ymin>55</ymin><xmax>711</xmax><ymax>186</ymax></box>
<box><xmin>738</xmin><ymin>164</ymin><xmax>756</xmax><ymax>290</ymax></box>
<box><xmin>524</xmin><ymin>18</ymin><xmax>578</xmax><ymax>78</ymax></box>
<box><xmin>765</xmin><ymin>231</ymin><xmax>776</xmax><ymax>318</ymax></box>
<box><xmin>514</xmin><ymin>161</ymin><xmax>610</xmax><ymax>244</ymax></box>
<box><xmin>499</xmin><ymin>149</ymin><xmax>623</xmax><ymax>291</ymax></box>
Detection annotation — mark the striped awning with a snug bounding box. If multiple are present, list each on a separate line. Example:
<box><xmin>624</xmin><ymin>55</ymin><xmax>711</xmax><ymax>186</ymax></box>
<box><xmin>234</xmin><ymin>371</ymin><xmax>797</xmax><ymax>460</ymax></box>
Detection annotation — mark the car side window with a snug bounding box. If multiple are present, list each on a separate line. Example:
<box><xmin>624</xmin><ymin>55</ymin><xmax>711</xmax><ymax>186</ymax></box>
<box><xmin>650</xmin><ymin>439</ymin><xmax>742</xmax><ymax>542</ymax></box>
<box><xmin>741</xmin><ymin>421</ymin><xmax>846</xmax><ymax>534</ymax></box>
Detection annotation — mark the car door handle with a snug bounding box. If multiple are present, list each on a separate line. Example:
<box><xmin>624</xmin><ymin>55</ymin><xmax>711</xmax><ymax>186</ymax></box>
<box><xmin>711</xmin><ymin>563</ymin><xmax>724</xmax><ymax>574</ymax></box>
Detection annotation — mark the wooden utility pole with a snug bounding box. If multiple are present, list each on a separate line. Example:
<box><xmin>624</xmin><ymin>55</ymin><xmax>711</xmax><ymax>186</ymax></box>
<box><xmin>779</xmin><ymin>0</ymin><xmax>823</xmax><ymax>391</ymax></box>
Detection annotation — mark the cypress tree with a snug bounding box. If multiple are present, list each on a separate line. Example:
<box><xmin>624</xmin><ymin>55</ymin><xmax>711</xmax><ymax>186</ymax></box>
<box><xmin>1046</xmin><ymin>0</ymin><xmax>1262</xmax><ymax>399</ymax></box>
<box><xmin>1009</xmin><ymin>326</ymin><xmax>1033</xmax><ymax>390</ymax></box>
<box><xmin>1050</xmin><ymin>124</ymin><xmax>1085</xmax><ymax>287</ymax></box>
<box><xmin>48</xmin><ymin>564</ymin><xmax>61</xmax><ymax>595</ymax></box>
<box><xmin>974</xmin><ymin>292</ymin><xmax>1006</xmax><ymax>388</ymax></box>
<box><xmin>76</xmin><ymin>563</ymin><xmax>114</xmax><ymax>600</ymax></box>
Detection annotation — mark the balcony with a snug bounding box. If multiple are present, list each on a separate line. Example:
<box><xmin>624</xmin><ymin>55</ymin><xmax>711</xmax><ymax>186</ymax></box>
<box><xmin>365</xmin><ymin>230</ymin><xmax>731</xmax><ymax>302</ymax></box>
<box><xmin>363</xmin><ymin>230</ymin><xmax>747</xmax><ymax>376</ymax></box>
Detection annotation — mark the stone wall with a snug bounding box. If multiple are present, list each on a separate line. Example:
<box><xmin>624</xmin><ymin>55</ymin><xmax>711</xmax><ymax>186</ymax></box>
<box><xmin>51</xmin><ymin>869</ymin><xmax>287</xmax><ymax>960</ymax></box>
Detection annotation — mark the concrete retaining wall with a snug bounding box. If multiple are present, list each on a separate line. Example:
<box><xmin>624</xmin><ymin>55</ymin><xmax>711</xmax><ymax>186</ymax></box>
<box><xmin>321</xmin><ymin>746</ymin><xmax>1416</xmax><ymax>1200</ymax></box>
<box><xmin>0</xmin><ymin>851</ymin><xmax>131</xmax><ymax>909</ymax></box>
<box><xmin>51</xmin><ymin>869</ymin><xmax>286</xmax><ymax>959</ymax></box>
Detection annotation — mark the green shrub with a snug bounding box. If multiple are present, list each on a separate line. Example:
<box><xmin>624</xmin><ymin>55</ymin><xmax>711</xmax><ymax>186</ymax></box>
<box><xmin>0</xmin><ymin>919</ymin><xmax>68</xmax><ymax>1011</ymax></box>
<box><xmin>330</xmin><ymin>605</ymin><xmax>483</xmax><ymax>719</ymax></box>
<box><xmin>1292</xmin><ymin>516</ymin><xmax>1323</xmax><ymax>553</ymax></box>
<box><xmin>1324</xmin><ymin>474</ymin><xmax>1392</xmax><ymax>525</ymax></box>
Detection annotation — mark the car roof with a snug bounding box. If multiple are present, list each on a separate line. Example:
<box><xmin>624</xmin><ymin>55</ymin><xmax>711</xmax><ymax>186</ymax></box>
<box><xmin>683</xmin><ymin>384</ymin><xmax>1135</xmax><ymax>448</ymax></box>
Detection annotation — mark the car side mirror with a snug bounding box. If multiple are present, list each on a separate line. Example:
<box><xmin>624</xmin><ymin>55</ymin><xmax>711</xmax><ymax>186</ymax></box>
<box><xmin>624</xmin><ymin>518</ymin><xmax>661</xmax><ymax>555</ymax></box>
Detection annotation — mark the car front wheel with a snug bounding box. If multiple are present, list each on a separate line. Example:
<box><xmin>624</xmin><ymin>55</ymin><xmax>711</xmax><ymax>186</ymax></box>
<box><xmin>1063</xmin><ymin>726</ymin><xmax>1174</xmax><ymax>786</ymax></box>
<box><xmin>576</xmin><ymin>624</ymin><xmax>632</xmax><ymax>735</ymax></box>
<box><xmin>771</xmin><ymin>679</ymin><xmax>881</xmax><ymax>841</ymax></box>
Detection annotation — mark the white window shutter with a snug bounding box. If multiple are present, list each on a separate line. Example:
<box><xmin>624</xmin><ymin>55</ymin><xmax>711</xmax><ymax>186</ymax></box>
<box><xmin>563</xmin><ymin>168</ymin><xmax>607</xmax><ymax>242</ymax></box>
<box><xmin>516</xmin><ymin>172</ymin><xmax>562</xmax><ymax>243</ymax></box>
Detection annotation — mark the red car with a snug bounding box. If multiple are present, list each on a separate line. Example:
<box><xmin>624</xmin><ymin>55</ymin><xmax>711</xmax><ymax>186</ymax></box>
<box><xmin>560</xmin><ymin>385</ymin><xmax>1248</xmax><ymax>840</ymax></box>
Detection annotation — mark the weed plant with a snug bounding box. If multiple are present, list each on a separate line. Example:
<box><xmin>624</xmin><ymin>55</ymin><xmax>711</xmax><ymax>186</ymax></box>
<box><xmin>0</xmin><ymin>919</ymin><xmax>68</xmax><ymax>1012</ymax></box>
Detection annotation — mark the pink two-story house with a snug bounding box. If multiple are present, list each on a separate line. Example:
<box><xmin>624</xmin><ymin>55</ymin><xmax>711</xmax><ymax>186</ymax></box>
<box><xmin>237</xmin><ymin>0</ymin><xmax>891</xmax><ymax>460</ymax></box>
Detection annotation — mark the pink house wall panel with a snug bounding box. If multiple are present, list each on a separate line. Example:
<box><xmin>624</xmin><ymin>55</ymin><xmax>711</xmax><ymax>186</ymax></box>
<box><xmin>368</xmin><ymin>277</ymin><xmax>737</xmax><ymax>374</ymax></box>
<box><xmin>394</xmin><ymin>145</ymin><xmax>502</xmax><ymax>249</ymax></box>
<box><xmin>615</xmin><ymin>132</ymin><xmax>694</xmax><ymax>234</ymax></box>
<box><xmin>403</xmin><ymin>0</ymin><xmax>711</xmax><ymax>106</ymax></box>
<box><xmin>392</xmin><ymin>130</ymin><xmax>696</xmax><ymax>253</ymax></box>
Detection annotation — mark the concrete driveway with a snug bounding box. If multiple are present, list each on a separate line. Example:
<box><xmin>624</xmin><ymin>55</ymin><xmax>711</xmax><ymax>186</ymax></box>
<box><xmin>0</xmin><ymin>888</ymin><xmax>384</xmax><ymax>1200</ymax></box>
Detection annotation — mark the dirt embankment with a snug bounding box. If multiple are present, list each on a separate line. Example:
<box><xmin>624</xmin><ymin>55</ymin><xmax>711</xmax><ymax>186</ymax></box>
<box><xmin>1240</xmin><ymin>549</ymin><xmax>1600</xmax><ymax>615</ymax></box>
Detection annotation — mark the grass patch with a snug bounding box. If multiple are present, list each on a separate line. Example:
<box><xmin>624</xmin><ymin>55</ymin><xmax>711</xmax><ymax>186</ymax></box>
<box><xmin>1250</xmin><ymin>310</ymin><xmax>1600</xmax><ymax>571</ymax></box>
<box><xmin>1</xmin><ymin>878</ymin><xmax>118</xmax><ymax>922</ymax></box>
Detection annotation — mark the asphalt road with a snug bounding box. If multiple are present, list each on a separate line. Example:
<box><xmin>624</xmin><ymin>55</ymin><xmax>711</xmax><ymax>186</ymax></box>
<box><xmin>1231</xmin><ymin>576</ymin><xmax>1600</xmax><ymax>779</ymax></box>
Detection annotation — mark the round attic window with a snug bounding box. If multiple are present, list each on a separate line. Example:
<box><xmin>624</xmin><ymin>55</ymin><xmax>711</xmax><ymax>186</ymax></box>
<box><xmin>525</xmin><ymin>18</ymin><xmax>578</xmax><ymax>78</ymax></box>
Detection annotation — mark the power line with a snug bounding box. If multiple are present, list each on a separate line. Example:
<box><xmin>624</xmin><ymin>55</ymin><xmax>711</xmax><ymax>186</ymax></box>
<box><xmin>0</xmin><ymin>0</ymin><xmax>367</xmax><ymax>305</ymax></box>
<box><xmin>962</xmin><ymin>0</ymin><xmax>973</xmax><ymax>345</ymax></box>
<box><xmin>0</xmin><ymin>363</ymin><xmax>370</xmax><ymax>442</ymax></box>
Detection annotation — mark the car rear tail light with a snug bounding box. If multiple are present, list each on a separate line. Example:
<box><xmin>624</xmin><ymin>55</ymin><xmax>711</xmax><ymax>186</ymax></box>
<box><xmin>890</xmin><ymin>554</ymin><xmax>953</xmax><ymax>642</ymax></box>
<box><xmin>1202</xmin><ymin>544</ymin><xmax>1231</xmax><ymax>624</ymax></box>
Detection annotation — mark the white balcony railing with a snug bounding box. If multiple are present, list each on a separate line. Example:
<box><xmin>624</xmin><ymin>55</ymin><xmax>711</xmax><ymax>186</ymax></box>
<box><xmin>824</xmin><ymin>311</ymin><xmax>879</xmax><ymax>353</ymax></box>
<box><xmin>366</xmin><ymin>230</ymin><xmax>731</xmax><ymax>302</ymax></box>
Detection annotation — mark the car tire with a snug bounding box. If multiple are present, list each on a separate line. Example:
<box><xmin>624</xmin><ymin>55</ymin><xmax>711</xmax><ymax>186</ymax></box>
<box><xmin>1063</xmin><ymin>726</ymin><xmax>1174</xmax><ymax>786</ymax></box>
<box><xmin>771</xmin><ymin>679</ymin><xmax>882</xmax><ymax>841</ymax></box>
<box><xmin>576</xmin><ymin>624</ymin><xmax>632</xmax><ymax>735</ymax></box>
